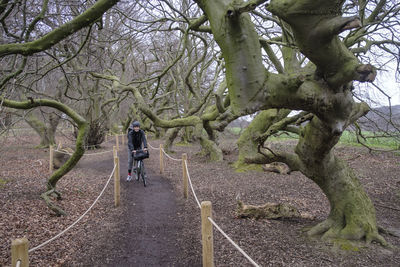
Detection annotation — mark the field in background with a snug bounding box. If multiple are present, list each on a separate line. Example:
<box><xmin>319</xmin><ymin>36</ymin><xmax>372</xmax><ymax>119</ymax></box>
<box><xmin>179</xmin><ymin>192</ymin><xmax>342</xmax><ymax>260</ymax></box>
<box><xmin>226</xmin><ymin>127</ymin><xmax>400</xmax><ymax>150</ymax></box>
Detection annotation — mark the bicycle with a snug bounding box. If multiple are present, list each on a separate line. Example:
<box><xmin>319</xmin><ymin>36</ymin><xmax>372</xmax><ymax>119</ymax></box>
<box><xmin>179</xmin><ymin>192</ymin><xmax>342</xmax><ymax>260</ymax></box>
<box><xmin>132</xmin><ymin>149</ymin><xmax>149</xmax><ymax>187</ymax></box>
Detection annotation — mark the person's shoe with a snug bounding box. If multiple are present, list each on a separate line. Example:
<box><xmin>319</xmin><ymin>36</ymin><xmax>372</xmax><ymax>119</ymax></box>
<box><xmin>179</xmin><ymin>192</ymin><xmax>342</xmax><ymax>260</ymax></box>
<box><xmin>126</xmin><ymin>175</ymin><xmax>132</xmax><ymax>181</ymax></box>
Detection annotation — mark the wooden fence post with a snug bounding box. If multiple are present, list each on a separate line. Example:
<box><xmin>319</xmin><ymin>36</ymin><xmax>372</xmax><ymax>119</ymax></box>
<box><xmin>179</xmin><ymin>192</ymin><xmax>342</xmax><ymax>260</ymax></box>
<box><xmin>114</xmin><ymin>155</ymin><xmax>120</xmax><ymax>207</ymax></box>
<box><xmin>105</xmin><ymin>134</ymin><xmax>108</xmax><ymax>142</ymax></box>
<box><xmin>115</xmin><ymin>135</ymin><xmax>119</xmax><ymax>151</ymax></box>
<box><xmin>113</xmin><ymin>146</ymin><xmax>117</xmax><ymax>159</ymax></box>
<box><xmin>201</xmin><ymin>201</ymin><xmax>214</xmax><ymax>267</ymax></box>
<box><xmin>11</xmin><ymin>237</ymin><xmax>29</xmax><ymax>267</ymax></box>
<box><xmin>121</xmin><ymin>134</ymin><xmax>125</xmax><ymax>146</ymax></box>
<box><xmin>159</xmin><ymin>144</ymin><xmax>164</xmax><ymax>174</ymax></box>
<box><xmin>182</xmin><ymin>153</ymin><xmax>188</xmax><ymax>199</ymax></box>
<box><xmin>49</xmin><ymin>145</ymin><xmax>54</xmax><ymax>173</ymax></box>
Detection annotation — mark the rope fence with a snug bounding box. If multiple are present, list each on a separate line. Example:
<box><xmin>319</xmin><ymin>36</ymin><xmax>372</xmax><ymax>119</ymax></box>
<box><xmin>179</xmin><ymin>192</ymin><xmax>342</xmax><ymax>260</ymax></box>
<box><xmin>29</xmin><ymin>164</ymin><xmax>117</xmax><ymax>253</ymax></box>
<box><xmin>11</xmin><ymin>133</ymin><xmax>125</xmax><ymax>266</ymax></box>
<box><xmin>11</xmin><ymin>143</ymin><xmax>121</xmax><ymax>267</ymax></box>
<box><xmin>151</xmin><ymin>142</ymin><xmax>261</xmax><ymax>267</ymax></box>
<box><xmin>53</xmin><ymin>148</ymin><xmax>114</xmax><ymax>156</ymax></box>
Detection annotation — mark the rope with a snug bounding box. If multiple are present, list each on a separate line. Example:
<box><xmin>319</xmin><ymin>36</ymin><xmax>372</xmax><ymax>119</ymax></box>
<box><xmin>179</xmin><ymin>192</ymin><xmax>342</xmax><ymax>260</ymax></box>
<box><xmin>28</xmin><ymin>164</ymin><xmax>116</xmax><ymax>253</ymax></box>
<box><xmin>185</xmin><ymin>160</ymin><xmax>201</xmax><ymax>209</ymax></box>
<box><xmin>161</xmin><ymin>148</ymin><xmax>182</xmax><ymax>161</ymax></box>
<box><xmin>184</xmin><ymin>159</ymin><xmax>260</xmax><ymax>266</ymax></box>
<box><xmin>147</xmin><ymin>142</ymin><xmax>159</xmax><ymax>150</ymax></box>
<box><xmin>184</xmin><ymin>159</ymin><xmax>259</xmax><ymax>265</ymax></box>
<box><xmin>54</xmin><ymin>149</ymin><xmax>113</xmax><ymax>156</ymax></box>
<box><xmin>208</xmin><ymin>217</ymin><xmax>261</xmax><ymax>267</ymax></box>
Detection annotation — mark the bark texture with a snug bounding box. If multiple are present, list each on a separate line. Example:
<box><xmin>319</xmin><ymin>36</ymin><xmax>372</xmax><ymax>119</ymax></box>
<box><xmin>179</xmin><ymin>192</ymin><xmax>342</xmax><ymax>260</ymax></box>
<box><xmin>234</xmin><ymin>109</ymin><xmax>290</xmax><ymax>171</ymax></box>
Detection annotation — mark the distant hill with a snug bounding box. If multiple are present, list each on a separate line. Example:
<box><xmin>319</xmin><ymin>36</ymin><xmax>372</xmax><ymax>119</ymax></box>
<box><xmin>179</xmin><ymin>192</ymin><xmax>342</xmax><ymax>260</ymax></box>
<box><xmin>356</xmin><ymin>105</ymin><xmax>400</xmax><ymax>132</ymax></box>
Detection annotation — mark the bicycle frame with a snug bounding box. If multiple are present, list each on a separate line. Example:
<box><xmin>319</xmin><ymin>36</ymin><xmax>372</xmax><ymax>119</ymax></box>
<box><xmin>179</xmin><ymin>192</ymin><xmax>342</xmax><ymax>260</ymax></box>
<box><xmin>134</xmin><ymin>159</ymin><xmax>147</xmax><ymax>187</ymax></box>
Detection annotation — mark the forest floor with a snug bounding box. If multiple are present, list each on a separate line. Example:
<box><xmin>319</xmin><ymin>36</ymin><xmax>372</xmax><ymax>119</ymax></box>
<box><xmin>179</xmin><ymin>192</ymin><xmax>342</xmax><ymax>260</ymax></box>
<box><xmin>1</xmin><ymin>131</ymin><xmax>400</xmax><ymax>266</ymax></box>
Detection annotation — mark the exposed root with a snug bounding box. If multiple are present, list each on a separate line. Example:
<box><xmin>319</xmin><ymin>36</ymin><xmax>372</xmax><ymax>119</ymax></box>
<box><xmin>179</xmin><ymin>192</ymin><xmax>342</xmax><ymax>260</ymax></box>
<box><xmin>366</xmin><ymin>232</ymin><xmax>388</xmax><ymax>247</ymax></box>
<box><xmin>262</xmin><ymin>162</ymin><xmax>290</xmax><ymax>174</ymax></box>
<box><xmin>41</xmin><ymin>189</ymin><xmax>66</xmax><ymax>216</ymax></box>
<box><xmin>237</xmin><ymin>200</ymin><xmax>314</xmax><ymax>220</ymax></box>
<box><xmin>378</xmin><ymin>226</ymin><xmax>400</xmax><ymax>238</ymax></box>
<box><xmin>307</xmin><ymin>218</ymin><xmax>388</xmax><ymax>246</ymax></box>
<box><xmin>307</xmin><ymin>219</ymin><xmax>334</xmax><ymax>236</ymax></box>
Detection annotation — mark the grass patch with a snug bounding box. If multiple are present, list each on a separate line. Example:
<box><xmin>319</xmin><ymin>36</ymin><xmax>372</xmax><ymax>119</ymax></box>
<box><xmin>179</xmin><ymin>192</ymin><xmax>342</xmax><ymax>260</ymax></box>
<box><xmin>339</xmin><ymin>131</ymin><xmax>400</xmax><ymax>150</ymax></box>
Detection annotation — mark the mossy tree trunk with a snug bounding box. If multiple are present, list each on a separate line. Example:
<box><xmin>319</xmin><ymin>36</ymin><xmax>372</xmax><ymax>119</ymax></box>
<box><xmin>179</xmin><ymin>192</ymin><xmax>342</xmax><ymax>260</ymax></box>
<box><xmin>199</xmin><ymin>135</ymin><xmax>223</xmax><ymax>161</ymax></box>
<box><xmin>295</xmin><ymin>118</ymin><xmax>385</xmax><ymax>244</ymax></box>
<box><xmin>25</xmin><ymin>112</ymin><xmax>60</xmax><ymax>148</ymax></box>
<box><xmin>195</xmin><ymin>0</ymin><xmax>385</xmax><ymax>243</ymax></box>
<box><xmin>181</xmin><ymin>126</ymin><xmax>194</xmax><ymax>144</ymax></box>
<box><xmin>164</xmin><ymin>127</ymin><xmax>181</xmax><ymax>152</ymax></box>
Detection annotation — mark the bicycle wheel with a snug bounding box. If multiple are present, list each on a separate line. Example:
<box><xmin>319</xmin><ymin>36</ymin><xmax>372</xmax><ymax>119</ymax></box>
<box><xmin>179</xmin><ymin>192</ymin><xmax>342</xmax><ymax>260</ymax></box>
<box><xmin>141</xmin><ymin>162</ymin><xmax>147</xmax><ymax>187</ymax></box>
<box><xmin>135</xmin><ymin>161</ymin><xmax>141</xmax><ymax>181</ymax></box>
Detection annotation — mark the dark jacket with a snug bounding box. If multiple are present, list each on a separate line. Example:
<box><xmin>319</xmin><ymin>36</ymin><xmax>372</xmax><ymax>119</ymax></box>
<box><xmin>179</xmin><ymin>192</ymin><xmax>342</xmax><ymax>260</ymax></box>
<box><xmin>127</xmin><ymin>127</ymin><xmax>147</xmax><ymax>151</ymax></box>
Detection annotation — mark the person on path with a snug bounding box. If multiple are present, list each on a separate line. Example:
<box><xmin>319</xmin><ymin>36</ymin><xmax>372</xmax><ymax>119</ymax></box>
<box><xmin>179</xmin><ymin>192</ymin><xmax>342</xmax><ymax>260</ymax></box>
<box><xmin>126</xmin><ymin>121</ymin><xmax>148</xmax><ymax>181</ymax></box>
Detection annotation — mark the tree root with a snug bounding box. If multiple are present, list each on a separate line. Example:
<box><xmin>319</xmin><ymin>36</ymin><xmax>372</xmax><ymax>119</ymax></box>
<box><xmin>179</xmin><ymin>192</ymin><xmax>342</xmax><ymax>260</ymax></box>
<box><xmin>378</xmin><ymin>226</ymin><xmax>400</xmax><ymax>238</ymax></box>
<box><xmin>262</xmin><ymin>162</ymin><xmax>290</xmax><ymax>174</ymax></box>
<box><xmin>41</xmin><ymin>189</ymin><xmax>67</xmax><ymax>216</ymax></box>
<box><xmin>307</xmin><ymin>218</ymin><xmax>388</xmax><ymax>246</ymax></box>
<box><xmin>237</xmin><ymin>200</ymin><xmax>314</xmax><ymax>220</ymax></box>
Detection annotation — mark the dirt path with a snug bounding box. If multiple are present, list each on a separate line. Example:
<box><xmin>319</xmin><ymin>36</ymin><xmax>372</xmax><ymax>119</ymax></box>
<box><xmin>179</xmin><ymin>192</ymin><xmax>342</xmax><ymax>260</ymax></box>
<box><xmin>74</xmin><ymin>150</ymin><xmax>184</xmax><ymax>266</ymax></box>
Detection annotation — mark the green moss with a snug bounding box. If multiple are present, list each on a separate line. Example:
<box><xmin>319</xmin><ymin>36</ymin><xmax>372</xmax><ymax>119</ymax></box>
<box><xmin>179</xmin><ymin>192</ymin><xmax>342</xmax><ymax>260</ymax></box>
<box><xmin>232</xmin><ymin>161</ymin><xmax>263</xmax><ymax>172</ymax></box>
<box><xmin>175</xmin><ymin>141</ymin><xmax>192</xmax><ymax>147</ymax></box>
<box><xmin>333</xmin><ymin>239</ymin><xmax>360</xmax><ymax>252</ymax></box>
<box><xmin>0</xmin><ymin>178</ymin><xmax>8</xmax><ymax>188</ymax></box>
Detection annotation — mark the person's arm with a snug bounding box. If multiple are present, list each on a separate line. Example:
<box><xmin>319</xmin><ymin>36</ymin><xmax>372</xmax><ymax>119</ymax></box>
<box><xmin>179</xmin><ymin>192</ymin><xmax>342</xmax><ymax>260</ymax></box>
<box><xmin>141</xmin><ymin>130</ymin><xmax>148</xmax><ymax>149</ymax></box>
<box><xmin>128</xmin><ymin>129</ymin><xmax>134</xmax><ymax>151</ymax></box>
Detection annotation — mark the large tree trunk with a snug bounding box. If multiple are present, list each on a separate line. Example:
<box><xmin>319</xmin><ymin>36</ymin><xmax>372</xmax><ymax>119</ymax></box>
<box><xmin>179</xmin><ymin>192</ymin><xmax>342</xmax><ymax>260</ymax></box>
<box><xmin>164</xmin><ymin>127</ymin><xmax>181</xmax><ymax>152</ymax></box>
<box><xmin>25</xmin><ymin>113</ymin><xmax>59</xmax><ymax>148</ymax></box>
<box><xmin>296</xmin><ymin>118</ymin><xmax>386</xmax><ymax>244</ymax></box>
<box><xmin>181</xmin><ymin>126</ymin><xmax>194</xmax><ymax>144</ymax></box>
<box><xmin>199</xmin><ymin>135</ymin><xmax>223</xmax><ymax>161</ymax></box>
<box><xmin>307</xmin><ymin>156</ymin><xmax>382</xmax><ymax>243</ymax></box>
